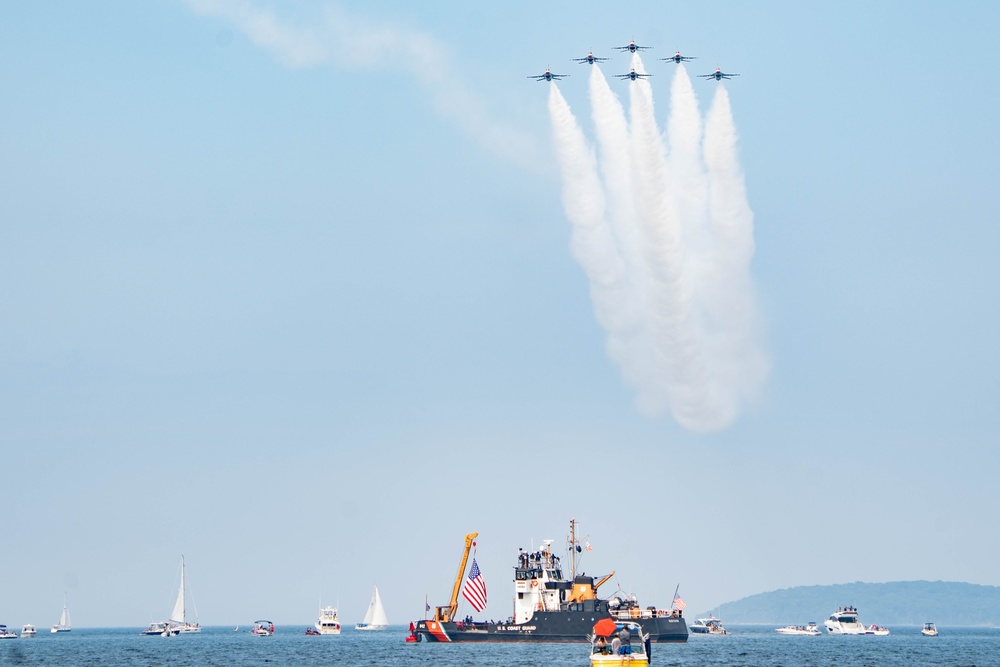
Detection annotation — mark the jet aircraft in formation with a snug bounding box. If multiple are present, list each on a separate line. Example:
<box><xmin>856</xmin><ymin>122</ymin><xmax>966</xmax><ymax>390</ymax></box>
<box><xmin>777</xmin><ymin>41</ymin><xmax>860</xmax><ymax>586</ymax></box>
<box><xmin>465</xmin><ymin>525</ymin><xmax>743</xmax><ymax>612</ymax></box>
<box><xmin>613</xmin><ymin>40</ymin><xmax>651</xmax><ymax>53</ymax></box>
<box><xmin>615</xmin><ymin>68</ymin><xmax>652</xmax><ymax>81</ymax></box>
<box><xmin>528</xmin><ymin>68</ymin><xmax>568</xmax><ymax>82</ymax></box>
<box><xmin>698</xmin><ymin>67</ymin><xmax>740</xmax><ymax>81</ymax></box>
<box><xmin>573</xmin><ymin>51</ymin><xmax>610</xmax><ymax>65</ymax></box>
<box><xmin>528</xmin><ymin>41</ymin><xmax>738</xmax><ymax>83</ymax></box>
<box><xmin>661</xmin><ymin>50</ymin><xmax>696</xmax><ymax>64</ymax></box>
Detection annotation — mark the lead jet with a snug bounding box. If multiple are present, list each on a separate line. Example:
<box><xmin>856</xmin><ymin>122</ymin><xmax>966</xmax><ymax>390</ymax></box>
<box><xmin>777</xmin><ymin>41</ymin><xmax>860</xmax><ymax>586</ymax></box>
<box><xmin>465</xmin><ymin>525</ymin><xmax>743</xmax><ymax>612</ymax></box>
<box><xmin>661</xmin><ymin>50</ymin><xmax>696</xmax><ymax>64</ymax></box>
<box><xmin>572</xmin><ymin>51</ymin><xmax>610</xmax><ymax>65</ymax></box>
<box><xmin>699</xmin><ymin>67</ymin><xmax>739</xmax><ymax>80</ymax></box>
<box><xmin>528</xmin><ymin>68</ymin><xmax>568</xmax><ymax>82</ymax></box>
<box><xmin>615</xmin><ymin>68</ymin><xmax>652</xmax><ymax>81</ymax></box>
<box><xmin>613</xmin><ymin>40</ymin><xmax>651</xmax><ymax>53</ymax></box>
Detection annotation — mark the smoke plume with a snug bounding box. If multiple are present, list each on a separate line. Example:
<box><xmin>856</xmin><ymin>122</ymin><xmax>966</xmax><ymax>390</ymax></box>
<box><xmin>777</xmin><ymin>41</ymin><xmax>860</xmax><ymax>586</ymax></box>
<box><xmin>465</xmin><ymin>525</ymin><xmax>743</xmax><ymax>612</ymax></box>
<box><xmin>548</xmin><ymin>58</ymin><xmax>766</xmax><ymax>432</ymax></box>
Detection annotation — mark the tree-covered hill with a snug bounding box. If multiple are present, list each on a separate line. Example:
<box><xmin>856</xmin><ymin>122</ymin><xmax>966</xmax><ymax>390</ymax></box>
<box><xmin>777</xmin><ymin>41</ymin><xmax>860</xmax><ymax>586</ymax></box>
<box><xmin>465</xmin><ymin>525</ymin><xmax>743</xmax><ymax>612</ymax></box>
<box><xmin>707</xmin><ymin>581</ymin><xmax>1000</xmax><ymax>626</ymax></box>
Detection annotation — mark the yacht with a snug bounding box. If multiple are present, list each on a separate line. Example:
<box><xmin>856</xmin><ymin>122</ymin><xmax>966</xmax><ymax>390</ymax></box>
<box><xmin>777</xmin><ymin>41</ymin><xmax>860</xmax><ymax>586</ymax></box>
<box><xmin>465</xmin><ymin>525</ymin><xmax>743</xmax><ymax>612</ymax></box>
<box><xmin>824</xmin><ymin>606</ymin><xmax>866</xmax><ymax>634</ymax></box>
<box><xmin>0</xmin><ymin>625</ymin><xmax>17</xmax><ymax>639</ymax></box>
<box><xmin>775</xmin><ymin>622</ymin><xmax>821</xmax><ymax>636</ymax></box>
<box><xmin>921</xmin><ymin>622</ymin><xmax>938</xmax><ymax>636</ymax></box>
<box><xmin>21</xmin><ymin>625</ymin><xmax>37</xmax><ymax>638</ymax></box>
<box><xmin>315</xmin><ymin>606</ymin><xmax>341</xmax><ymax>635</ymax></box>
<box><xmin>689</xmin><ymin>615</ymin><xmax>727</xmax><ymax>634</ymax></box>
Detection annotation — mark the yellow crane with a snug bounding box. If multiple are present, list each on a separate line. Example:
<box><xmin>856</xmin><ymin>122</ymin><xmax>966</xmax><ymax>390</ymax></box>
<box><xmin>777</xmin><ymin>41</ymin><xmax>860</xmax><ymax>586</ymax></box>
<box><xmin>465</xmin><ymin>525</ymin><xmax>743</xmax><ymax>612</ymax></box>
<box><xmin>433</xmin><ymin>532</ymin><xmax>478</xmax><ymax>623</ymax></box>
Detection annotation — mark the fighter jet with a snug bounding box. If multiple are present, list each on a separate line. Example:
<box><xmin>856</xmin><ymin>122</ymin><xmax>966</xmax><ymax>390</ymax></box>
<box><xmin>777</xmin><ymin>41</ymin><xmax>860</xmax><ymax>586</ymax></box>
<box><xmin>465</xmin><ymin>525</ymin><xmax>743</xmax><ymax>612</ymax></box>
<box><xmin>698</xmin><ymin>67</ymin><xmax>740</xmax><ymax>81</ymax></box>
<box><xmin>528</xmin><ymin>68</ymin><xmax>568</xmax><ymax>82</ymax></box>
<box><xmin>613</xmin><ymin>40</ymin><xmax>651</xmax><ymax>53</ymax></box>
<box><xmin>615</xmin><ymin>68</ymin><xmax>652</xmax><ymax>81</ymax></box>
<box><xmin>572</xmin><ymin>51</ymin><xmax>610</xmax><ymax>65</ymax></box>
<box><xmin>660</xmin><ymin>50</ymin><xmax>696</xmax><ymax>64</ymax></box>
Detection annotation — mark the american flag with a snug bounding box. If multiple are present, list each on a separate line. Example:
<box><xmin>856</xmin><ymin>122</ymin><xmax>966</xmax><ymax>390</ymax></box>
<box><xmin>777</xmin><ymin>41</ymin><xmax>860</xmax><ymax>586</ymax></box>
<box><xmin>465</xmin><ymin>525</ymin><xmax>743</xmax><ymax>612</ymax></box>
<box><xmin>672</xmin><ymin>591</ymin><xmax>687</xmax><ymax>611</ymax></box>
<box><xmin>462</xmin><ymin>558</ymin><xmax>488</xmax><ymax>612</ymax></box>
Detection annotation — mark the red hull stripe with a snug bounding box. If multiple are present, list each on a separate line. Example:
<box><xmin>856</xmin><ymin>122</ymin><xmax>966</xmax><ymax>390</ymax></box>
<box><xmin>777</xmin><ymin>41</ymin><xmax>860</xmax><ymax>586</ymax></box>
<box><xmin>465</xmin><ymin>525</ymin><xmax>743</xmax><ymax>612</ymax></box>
<box><xmin>427</xmin><ymin>621</ymin><xmax>451</xmax><ymax>643</ymax></box>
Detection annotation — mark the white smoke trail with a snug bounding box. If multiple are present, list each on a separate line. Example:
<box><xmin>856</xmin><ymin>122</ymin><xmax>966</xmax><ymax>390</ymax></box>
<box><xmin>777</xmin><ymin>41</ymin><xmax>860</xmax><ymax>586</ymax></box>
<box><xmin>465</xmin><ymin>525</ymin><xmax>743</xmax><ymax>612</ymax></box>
<box><xmin>550</xmin><ymin>59</ymin><xmax>767</xmax><ymax>431</ymax></box>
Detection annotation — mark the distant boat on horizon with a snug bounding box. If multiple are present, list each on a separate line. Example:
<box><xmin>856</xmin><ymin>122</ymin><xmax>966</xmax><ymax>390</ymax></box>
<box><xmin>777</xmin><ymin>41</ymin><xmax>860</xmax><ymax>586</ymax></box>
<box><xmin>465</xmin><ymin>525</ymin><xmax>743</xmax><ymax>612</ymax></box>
<box><xmin>51</xmin><ymin>595</ymin><xmax>71</xmax><ymax>633</ymax></box>
<box><xmin>355</xmin><ymin>585</ymin><xmax>388</xmax><ymax>631</ymax></box>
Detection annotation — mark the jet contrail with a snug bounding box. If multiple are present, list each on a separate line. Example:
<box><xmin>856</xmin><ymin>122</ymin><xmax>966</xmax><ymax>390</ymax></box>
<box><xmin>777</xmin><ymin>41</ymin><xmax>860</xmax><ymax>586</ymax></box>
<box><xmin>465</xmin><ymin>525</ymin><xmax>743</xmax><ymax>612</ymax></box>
<box><xmin>549</xmin><ymin>58</ymin><xmax>767</xmax><ymax>432</ymax></box>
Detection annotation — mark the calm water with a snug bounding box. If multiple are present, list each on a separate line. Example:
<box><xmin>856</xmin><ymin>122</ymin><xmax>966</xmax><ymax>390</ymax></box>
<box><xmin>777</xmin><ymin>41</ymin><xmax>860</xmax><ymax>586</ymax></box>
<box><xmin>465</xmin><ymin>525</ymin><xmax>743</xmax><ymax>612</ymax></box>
<box><xmin>1</xmin><ymin>625</ymin><xmax>997</xmax><ymax>667</ymax></box>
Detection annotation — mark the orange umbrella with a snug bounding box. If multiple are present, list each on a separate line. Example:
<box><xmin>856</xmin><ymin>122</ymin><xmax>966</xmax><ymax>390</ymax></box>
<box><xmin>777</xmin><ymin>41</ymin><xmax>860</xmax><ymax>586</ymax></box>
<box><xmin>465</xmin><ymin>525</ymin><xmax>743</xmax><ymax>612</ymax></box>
<box><xmin>593</xmin><ymin>618</ymin><xmax>618</xmax><ymax>637</ymax></box>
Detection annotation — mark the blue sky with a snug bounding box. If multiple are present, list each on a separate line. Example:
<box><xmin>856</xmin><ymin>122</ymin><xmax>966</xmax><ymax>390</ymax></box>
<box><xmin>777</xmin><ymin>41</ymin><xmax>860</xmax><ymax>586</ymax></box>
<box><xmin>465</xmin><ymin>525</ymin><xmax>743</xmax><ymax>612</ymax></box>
<box><xmin>2</xmin><ymin>0</ymin><xmax>999</xmax><ymax>627</ymax></box>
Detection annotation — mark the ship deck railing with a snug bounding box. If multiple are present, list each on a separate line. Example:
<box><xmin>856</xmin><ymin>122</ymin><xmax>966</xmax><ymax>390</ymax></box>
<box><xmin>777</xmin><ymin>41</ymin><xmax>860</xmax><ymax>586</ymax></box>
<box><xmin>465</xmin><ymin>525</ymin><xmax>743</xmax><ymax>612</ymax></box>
<box><xmin>610</xmin><ymin>608</ymin><xmax>681</xmax><ymax>620</ymax></box>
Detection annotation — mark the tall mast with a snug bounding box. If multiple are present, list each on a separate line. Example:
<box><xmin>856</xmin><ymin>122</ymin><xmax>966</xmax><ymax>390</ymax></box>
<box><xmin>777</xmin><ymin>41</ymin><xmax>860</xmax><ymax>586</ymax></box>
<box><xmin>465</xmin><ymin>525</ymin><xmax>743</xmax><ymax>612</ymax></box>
<box><xmin>569</xmin><ymin>518</ymin><xmax>576</xmax><ymax>579</ymax></box>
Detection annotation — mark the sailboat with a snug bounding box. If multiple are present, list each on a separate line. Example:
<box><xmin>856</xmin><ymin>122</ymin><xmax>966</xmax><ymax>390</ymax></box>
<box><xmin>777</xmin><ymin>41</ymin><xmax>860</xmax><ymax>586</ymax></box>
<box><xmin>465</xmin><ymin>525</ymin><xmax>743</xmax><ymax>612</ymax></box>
<box><xmin>169</xmin><ymin>556</ymin><xmax>201</xmax><ymax>633</ymax></box>
<box><xmin>51</xmin><ymin>595</ymin><xmax>71</xmax><ymax>633</ymax></box>
<box><xmin>355</xmin><ymin>585</ymin><xmax>388</xmax><ymax>631</ymax></box>
<box><xmin>144</xmin><ymin>556</ymin><xmax>200</xmax><ymax>635</ymax></box>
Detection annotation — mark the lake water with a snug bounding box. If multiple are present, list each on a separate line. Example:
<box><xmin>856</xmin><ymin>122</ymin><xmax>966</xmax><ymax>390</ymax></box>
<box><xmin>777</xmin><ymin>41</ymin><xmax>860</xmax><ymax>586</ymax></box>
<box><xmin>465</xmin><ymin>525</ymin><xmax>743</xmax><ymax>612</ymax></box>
<box><xmin>2</xmin><ymin>624</ymin><xmax>997</xmax><ymax>666</ymax></box>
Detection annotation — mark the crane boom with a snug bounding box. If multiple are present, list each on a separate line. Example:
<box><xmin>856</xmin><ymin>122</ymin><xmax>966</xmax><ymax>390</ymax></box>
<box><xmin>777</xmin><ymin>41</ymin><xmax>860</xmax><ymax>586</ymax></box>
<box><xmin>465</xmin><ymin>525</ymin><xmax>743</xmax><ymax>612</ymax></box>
<box><xmin>434</xmin><ymin>531</ymin><xmax>478</xmax><ymax>623</ymax></box>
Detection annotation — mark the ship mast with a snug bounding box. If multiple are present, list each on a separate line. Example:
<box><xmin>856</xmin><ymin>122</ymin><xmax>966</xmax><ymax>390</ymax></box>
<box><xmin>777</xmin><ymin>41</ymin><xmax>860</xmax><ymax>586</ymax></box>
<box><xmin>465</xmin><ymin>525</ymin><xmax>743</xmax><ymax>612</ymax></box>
<box><xmin>568</xmin><ymin>518</ymin><xmax>577</xmax><ymax>579</ymax></box>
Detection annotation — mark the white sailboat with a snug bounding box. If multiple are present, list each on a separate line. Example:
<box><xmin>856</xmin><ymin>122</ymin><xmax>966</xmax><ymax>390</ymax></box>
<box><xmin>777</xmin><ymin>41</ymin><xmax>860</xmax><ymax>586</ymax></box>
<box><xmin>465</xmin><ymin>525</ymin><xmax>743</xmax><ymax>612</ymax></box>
<box><xmin>51</xmin><ymin>595</ymin><xmax>71</xmax><ymax>633</ymax></box>
<box><xmin>355</xmin><ymin>585</ymin><xmax>388</xmax><ymax>630</ymax></box>
<box><xmin>168</xmin><ymin>556</ymin><xmax>201</xmax><ymax>633</ymax></box>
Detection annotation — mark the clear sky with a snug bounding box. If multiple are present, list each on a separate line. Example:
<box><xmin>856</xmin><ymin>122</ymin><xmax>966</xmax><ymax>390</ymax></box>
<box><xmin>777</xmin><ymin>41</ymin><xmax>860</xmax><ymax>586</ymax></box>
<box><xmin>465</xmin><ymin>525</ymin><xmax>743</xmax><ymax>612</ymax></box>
<box><xmin>2</xmin><ymin>0</ymin><xmax>998</xmax><ymax>628</ymax></box>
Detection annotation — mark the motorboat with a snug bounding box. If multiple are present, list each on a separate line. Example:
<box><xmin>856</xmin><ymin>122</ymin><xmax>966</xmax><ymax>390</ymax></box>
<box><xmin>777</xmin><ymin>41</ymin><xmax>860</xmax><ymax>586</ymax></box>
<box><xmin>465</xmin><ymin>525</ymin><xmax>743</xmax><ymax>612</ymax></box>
<box><xmin>775</xmin><ymin>622</ymin><xmax>822</xmax><ymax>636</ymax></box>
<box><xmin>589</xmin><ymin>620</ymin><xmax>650</xmax><ymax>667</ymax></box>
<box><xmin>20</xmin><ymin>625</ymin><xmax>37</xmax><ymax>638</ymax></box>
<box><xmin>251</xmin><ymin>620</ymin><xmax>275</xmax><ymax>636</ymax></box>
<box><xmin>0</xmin><ymin>625</ymin><xmax>17</xmax><ymax>639</ymax></box>
<box><xmin>315</xmin><ymin>605</ymin><xmax>341</xmax><ymax>635</ymax></box>
<box><xmin>142</xmin><ymin>622</ymin><xmax>179</xmax><ymax>636</ymax></box>
<box><xmin>689</xmin><ymin>615</ymin><xmax>727</xmax><ymax>635</ymax></box>
<box><xmin>824</xmin><ymin>606</ymin><xmax>866</xmax><ymax>635</ymax></box>
<box><xmin>355</xmin><ymin>586</ymin><xmax>388</xmax><ymax>630</ymax></box>
<box><xmin>305</xmin><ymin>627</ymin><xmax>321</xmax><ymax>636</ymax></box>
<box><xmin>865</xmin><ymin>624</ymin><xmax>890</xmax><ymax>636</ymax></box>
<box><xmin>921</xmin><ymin>622</ymin><xmax>938</xmax><ymax>637</ymax></box>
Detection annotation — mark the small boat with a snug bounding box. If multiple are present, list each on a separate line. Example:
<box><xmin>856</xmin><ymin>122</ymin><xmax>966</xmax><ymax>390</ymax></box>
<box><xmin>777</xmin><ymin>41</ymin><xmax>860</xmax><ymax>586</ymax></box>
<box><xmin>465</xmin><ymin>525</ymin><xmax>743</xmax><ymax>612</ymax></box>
<box><xmin>21</xmin><ymin>625</ymin><xmax>37</xmax><ymax>638</ymax></box>
<box><xmin>589</xmin><ymin>620</ymin><xmax>650</xmax><ymax>667</ymax></box>
<box><xmin>251</xmin><ymin>620</ymin><xmax>275</xmax><ymax>636</ymax></box>
<box><xmin>776</xmin><ymin>622</ymin><xmax>822</xmax><ymax>636</ymax></box>
<box><xmin>0</xmin><ymin>625</ymin><xmax>17</xmax><ymax>639</ymax></box>
<box><xmin>355</xmin><ymin>586</ymin><xmax>388</xmax><ymax>631</ymax></box>
<box><xmin>689</xmin><ymin>615</ymin><xmax>727</xmax><ymax>635</ymax></box>
<box><xmin>51</xmin><ymin>595</ymin><xmax>72</xmax><ymax>633</ymax></box>
<box><xmin>315</xmin><ymin>605</ymin><xmax>341</xmax><ymax>635</ymax></box>
<box><xmin>824</xmin><ymin>606</ymin><xmax>866</xmax><ymax>635</ymax></box>
<box><xmin>865</xmin><ymin>624</ymin><xmax>890</xmax><ymax>636</ymax></box>
<box><xmin>142</xmin><ymin>622</ymin><xmax>179</xmax><ymax>636</ymax></box>
<box><xmin>921</xmin><ymin>622</ymin><xmax>938</xmax><ymax>637</ymax></box>
<box><xmin>305</xmin><ymin>627</ymin><xmax>321</xmax><ymax>636</ymax></box>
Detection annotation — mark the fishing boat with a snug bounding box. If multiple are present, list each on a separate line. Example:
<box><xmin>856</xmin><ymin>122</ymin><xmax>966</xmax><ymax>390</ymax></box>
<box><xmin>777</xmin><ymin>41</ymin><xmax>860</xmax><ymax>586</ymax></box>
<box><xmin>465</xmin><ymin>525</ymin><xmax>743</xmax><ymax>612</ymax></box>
<box><xmin>411</xmin><ymin>521</ymin><xmax>688</xmax><ymax>643</ymax></box>
<box><xmin>775</xmin><ymin>622</ymin><xmax>821</xmax><ymax>636</ymax></box>
<box><xmin>251</xmin><ymin>620</ymin><xmax>274</xmax><ymax>636</ymax></box>
<box><xmin>51</xmin><ymin>596</ymin><xmax>71</xmax><ymax>633</ymax></box>
<box><xmin>356</xmin><ymin>586</ymin><xmax>388</xmax><ymax>630</ymax></box>
<box><xmin>20</xmin><ymin>624</ymin><xmax>37</xmax><ymax>638</ymax></box>
<box><xmin>589</xmin><ymin>620</ymin><xmax>651</xmax><ymax>666</ymax></box>
<box><xmin>0</xmin><ymin>625</ymin><xmax>17</xmax><ymax>639</ymax></box>
<box><xmin>921</xmin><ymin>622</ymin><xmax>938</xmax><ymax>636</ymax></box>
<box><xmin>689</xmin><ymin>615</ymin><xmax>727</xmax><ymax>635</ymax></box>
<box><xmin>315</xmin><ymin>605</ymin><xmax>341</xmax><ymax>635</ymax></box>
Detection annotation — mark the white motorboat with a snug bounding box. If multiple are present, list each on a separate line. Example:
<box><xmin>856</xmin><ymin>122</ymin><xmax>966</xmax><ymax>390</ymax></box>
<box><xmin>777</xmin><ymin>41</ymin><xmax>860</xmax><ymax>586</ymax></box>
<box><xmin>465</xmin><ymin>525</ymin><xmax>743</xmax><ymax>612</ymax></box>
<box><xmin>20</xmin><ymin>624</ymin><xmax>36</xmax><ymax>638</ymax></box>
<box><xmin>824</xmin><ymin>606</ymin><xmax>866</xmax><ymax>634</ymax></box>
<box><xmin>51</xmin><ymin>595</ymin><xmax>71</xmax><ymax>633</ymax></box>
<box><xmin>0</xmin><ymin>625</ymin><xmax>17</xmax><ymax>639</ymax></box>
<box><xmin>689</xmin><ymin>615</ymin><xmax>727</xmax><ymax>634</ymax></box>
<box><xmin>355</xmin><ymin>586</ymin><xmax>388</xmax><ymax>630</ymax></box>
<box><xmin>315</xmin><ymin>605</ymin><xmax>341</xmax><ymax>635</ymax></box>
<box><xmin>142</xmin><ymin>622</ymin><xmax>179</xmax><ymax>636</ymax></box>
<box><xmin>921</xmin><ymin>622</ymin><xmax>938</xmax><ymax>636</ymax></box>
<box><xmin>776</xmin><ymin>622</ymin><xmax>822</xmax><ymax>636</ymax></box>
<box><xmin>865</xmin><ymin>624</ymin><xmax>890</xmax><ymax>636</ymax></box>
<box><xmin>251</xmin><ymin>620</ymin><xmax>274</xmax><ymax>636</ymax></box>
